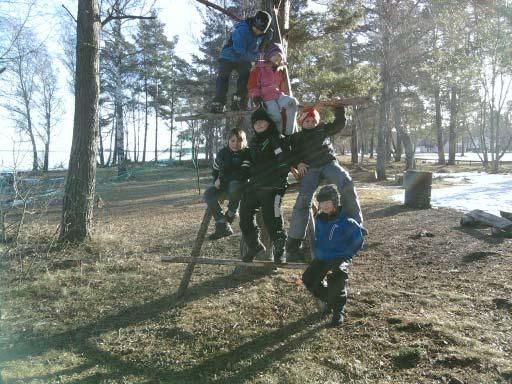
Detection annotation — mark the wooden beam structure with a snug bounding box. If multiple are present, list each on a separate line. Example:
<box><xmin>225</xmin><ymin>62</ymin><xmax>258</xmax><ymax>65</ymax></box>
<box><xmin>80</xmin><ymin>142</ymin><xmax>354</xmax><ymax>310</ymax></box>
<box><xmin>174</xmin><ymin>97</ymin><xmax>371</xmax><ymax>122</ymax></box>
<box><xmin>162</xmin><ymin>256</ymin><xmax>308</xmax><ymax>270</ymax></box>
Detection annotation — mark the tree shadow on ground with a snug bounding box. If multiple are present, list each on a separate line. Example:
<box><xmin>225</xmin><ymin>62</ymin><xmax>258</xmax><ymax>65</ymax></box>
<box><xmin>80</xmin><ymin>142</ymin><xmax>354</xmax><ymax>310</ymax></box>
<box><xmin>452</xmin><ymin>226</ymin><xmax>507</xmax><ymax>245</ymax></box>
<box><xmin>3</xmin><ymin>276</ymin><xmax>324</xmax><ymax>383</ymax></box>
<box><xmin>0</xmin><ymin>272</ymin><xmax>261</xmax><ymax>364</ymax></box>
<box><xmin>365</xmin><ymin>204</ymin><xmax>414</xmax><ymax>219</ymax></box>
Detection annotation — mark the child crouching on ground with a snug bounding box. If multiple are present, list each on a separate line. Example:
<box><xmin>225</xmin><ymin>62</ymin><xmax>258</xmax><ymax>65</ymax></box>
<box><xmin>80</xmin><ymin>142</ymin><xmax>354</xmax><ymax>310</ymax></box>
<box><xmin>286</xmin><ymin>105</ymin><xmax>365</xmax><ymax>261</ymax></box>
<box><xmin>239</xmin><ymin>105</ymin><xmax>293</xmax><ymax>264</ymax></box>
<box><xmin>204</xmin><ymin>128</ymin><xmax>251</xmax><ymax>240</ymax></box>
<box><xmin>302</xmin><ymin>185</ymin><xmax>364</xmax><ymax>326</ymax></box>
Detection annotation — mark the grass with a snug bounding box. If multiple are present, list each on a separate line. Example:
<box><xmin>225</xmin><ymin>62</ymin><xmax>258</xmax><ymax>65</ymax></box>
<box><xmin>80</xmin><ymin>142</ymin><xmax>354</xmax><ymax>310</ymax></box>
<box><xmin>0</xmin><ymin>159</ymin><xmax>511</xmax><ymax>383</ymax></box>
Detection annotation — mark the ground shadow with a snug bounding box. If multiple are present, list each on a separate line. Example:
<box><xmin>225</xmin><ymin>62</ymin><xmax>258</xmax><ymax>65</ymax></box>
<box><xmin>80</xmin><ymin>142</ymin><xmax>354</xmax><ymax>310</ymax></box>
<box><xmin>365</xmin><ymin>204</ymin><xmax>414</xmax><ymax>219</ymax></box>
<box><xmin>452</xmin><ymin>226</ymin><xmax>506</xmax><ymax>245</ymax></box>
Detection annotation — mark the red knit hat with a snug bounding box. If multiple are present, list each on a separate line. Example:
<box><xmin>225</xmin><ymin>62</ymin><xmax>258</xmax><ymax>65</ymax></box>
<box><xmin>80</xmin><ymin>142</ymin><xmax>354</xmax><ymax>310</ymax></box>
<box><xmin>299</xmin><ymin>107</ymin><xmax>320</xmax><ymax>126</ymax></box>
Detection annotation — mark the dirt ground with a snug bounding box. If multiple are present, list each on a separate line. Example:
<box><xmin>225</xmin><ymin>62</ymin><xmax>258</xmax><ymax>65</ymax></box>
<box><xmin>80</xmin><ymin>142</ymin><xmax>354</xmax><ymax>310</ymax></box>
<box><xmin>0</xmin><ymin>159</ymin><xmax>511</xmax><ymax>383</ymax></box>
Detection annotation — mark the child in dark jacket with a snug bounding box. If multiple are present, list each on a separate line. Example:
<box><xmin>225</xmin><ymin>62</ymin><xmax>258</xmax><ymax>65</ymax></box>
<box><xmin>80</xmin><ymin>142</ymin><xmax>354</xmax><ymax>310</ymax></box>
<box><xmin>239</xmin><ymin>105</ymin><xmax>293</xmax><ymax>264</ymax></box>
<box><xmin>204</xmin><ymin>128</ymin><xmax>251</xmax><ymax>240</ymax></box>
<box><xmin>302</xmin><ymin>185</ymin><xmax>364</xmax><ymax>326</ymax></box>
<box><xmin>210</xmin><ymin>10</ymin><xmax>272</xmax><ymax>113</ymax></box>
<box><xmin>286</xmin><ymin>105</ymin><xmax>364</xmax><ymax>261</ymax></box>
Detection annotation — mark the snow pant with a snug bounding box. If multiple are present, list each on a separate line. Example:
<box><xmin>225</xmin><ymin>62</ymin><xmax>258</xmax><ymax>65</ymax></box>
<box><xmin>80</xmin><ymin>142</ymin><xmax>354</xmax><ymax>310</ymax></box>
<box><xmin>214</xmin><ymin>59</ymin><xmax>252</xmax><ymax>105</ymax></box>
<box><xmin>288</xmin><ymin>161</ymin><xmax>363</xmax><ymax>240</ymax></box>
<box><xmin>264</xmin><ymin>94</ymin><xmax>299</xmax><ymax>135</ymax></box>
<box><xmin>203</xmin><ymin>180</ymin><xmax>243</xmax><ymax>223</ymax></box>
<box><xmin>239</xmin><ymin>187</ymin><xmax>286</xmax><ymax>245</ymax></box>
<box><xmin>302</xmin><ymin>259</ymin><xmax>350</xmax><ymax>312</ymax></box>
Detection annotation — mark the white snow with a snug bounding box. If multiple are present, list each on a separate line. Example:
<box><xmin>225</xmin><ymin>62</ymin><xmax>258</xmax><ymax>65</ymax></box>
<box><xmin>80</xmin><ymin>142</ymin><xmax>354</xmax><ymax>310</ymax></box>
<box><xmin>393</xmin><ymin>172</ymin><xmax>512</xmax><ymax>216</ymax></box>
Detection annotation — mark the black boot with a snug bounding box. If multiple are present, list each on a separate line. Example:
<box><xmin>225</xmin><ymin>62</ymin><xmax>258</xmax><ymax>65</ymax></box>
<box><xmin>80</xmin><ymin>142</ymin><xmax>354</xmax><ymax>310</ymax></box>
<box><xmin>285</xmin><ymin>238</ymin><xmax>305</xmax><ymax>262</ymax></box>
<box><xmin>208</xmin><ymin>222</ymin><xmax>233</xmax><ymax>240</ymax></box>
<box><xmin>329</xmin><ymin>305</ymin><xmax>345</xmax><ymax>327</ymax></box>
<box><xmin>243</xmin><ymin>233</ymin><xmax>266</xmax><ymax>262</ymax></box>
<box><xmin>210</xmin><ymin>100</ymin><xmax>225</xmax><ymax>114</ymax></box>
<box><xmin>273</xmin><ymin>231</ymin><xmax>287</xmax><ymax>265</ymax></box>
<box><xmin>230</xmin><ymin>94</ymin><xmax>245</xmax><ymax>111</ymax></box>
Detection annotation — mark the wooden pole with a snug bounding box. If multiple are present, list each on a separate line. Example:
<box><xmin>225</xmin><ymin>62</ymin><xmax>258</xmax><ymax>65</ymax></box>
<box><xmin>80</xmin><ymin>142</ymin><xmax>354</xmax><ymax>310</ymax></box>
<box><xmin>177</xmin><ymin>208</ymin><xmax>212</xmax><ymax>296</ymax></box>
<box><xmin>163</xmin><ymin>256</ymin><xmax>308</xmax><ymax>270</ymax></box>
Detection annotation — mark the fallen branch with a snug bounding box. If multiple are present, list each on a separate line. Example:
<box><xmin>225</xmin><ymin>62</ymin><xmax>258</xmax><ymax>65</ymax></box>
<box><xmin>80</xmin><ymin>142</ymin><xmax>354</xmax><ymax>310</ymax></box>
<box><xmin>194</xmin><ymin>0</ymin><xmax>240</xmax><ymax>21</ymax></box>
<box><xmin>162</xmin><ymin>256</ymin><xmax>308</xmax><ymax>270</ymax></box>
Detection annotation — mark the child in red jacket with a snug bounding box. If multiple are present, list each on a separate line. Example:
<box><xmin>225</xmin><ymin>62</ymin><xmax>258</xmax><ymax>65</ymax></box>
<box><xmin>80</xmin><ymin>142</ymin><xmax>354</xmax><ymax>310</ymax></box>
<box><xmin>247</xmin><ymin>43</ymin><xmax>298</xmax><ymax>135</ymax></box>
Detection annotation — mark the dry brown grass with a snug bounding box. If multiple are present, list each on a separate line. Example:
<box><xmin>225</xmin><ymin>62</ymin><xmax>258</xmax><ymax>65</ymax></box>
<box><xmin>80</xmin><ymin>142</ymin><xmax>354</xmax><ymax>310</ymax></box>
<box><xmin>0</xmin><ymin>161</ymin><xmax>511</xmax><ymax>383</ymax></box>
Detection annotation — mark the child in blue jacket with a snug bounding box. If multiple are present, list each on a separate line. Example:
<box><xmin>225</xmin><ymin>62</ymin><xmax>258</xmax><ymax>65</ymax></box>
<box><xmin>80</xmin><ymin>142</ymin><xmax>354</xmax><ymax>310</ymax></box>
<box><xmin>210</xmin><ymin>10</ymin><xmax>272</xmax><ymax>113</ymax></box>
<box><xmin>302</xmin><ymin>185</ymin><xmax>364</xmax><ymax>326</ymax></box>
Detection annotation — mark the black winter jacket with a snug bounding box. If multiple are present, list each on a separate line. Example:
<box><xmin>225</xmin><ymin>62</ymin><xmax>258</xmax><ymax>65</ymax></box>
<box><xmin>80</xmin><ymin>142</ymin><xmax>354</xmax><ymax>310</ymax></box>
<box><xmin>291</xmin><ymin>108</ymin><xmax>346</xmax><ymax>167</ymax></box>
<box><xmin>248</xmin><ymin>124</ymin><xmax>293</xmax><ymax>190</ymax></box>
<box><xmin>212</xmin><ymin>146</ymin><xmax>251</xmax><ymax>185</ymax></box>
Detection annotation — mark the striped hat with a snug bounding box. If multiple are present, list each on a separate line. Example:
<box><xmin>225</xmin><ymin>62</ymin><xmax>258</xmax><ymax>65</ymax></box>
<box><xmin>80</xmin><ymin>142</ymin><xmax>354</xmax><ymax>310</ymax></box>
<box><xmin>299</xmin><ymin>107</ymin><xmax>320</xmax><ymax>126</ymax></box>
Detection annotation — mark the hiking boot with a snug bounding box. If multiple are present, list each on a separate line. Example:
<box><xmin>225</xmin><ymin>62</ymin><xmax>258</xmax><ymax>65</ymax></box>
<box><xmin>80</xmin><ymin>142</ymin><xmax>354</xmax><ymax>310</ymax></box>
<box><xmin>285</xmin><ymin>237</ymin><xmax>306</xmax><ymax>262</ymax></box>
<box><xmin>210</xmin><ymin>101</ymin><xmax>225</xmax><ymax>114</ymax></box>
<box><xmin>272</xmin><ymin>231</ymin><xmax>287</xmax><ymax>265</ymax></box>
<box><xmin>230</xmin><ymin>94</ymin><xmax>245</xmax><ymax>111</ymax></box>
<box><xmin>224</xmin><ymin>210</ymin><xmax>238</xmax><ymax>224</ymax></box>
<box><xmin>329</xmin><ymin>306</ymin><xmax>345</xmax><ymax>327</ymax></box>
<box><xmin>208</xmin><ymin>222</ymin><xmax>233</xmax><ymax>240</ymax></box>
<box><xmin>243</xmin><ymin>240</ymin><xmax>266</xmax><ymax>262</ymax></box>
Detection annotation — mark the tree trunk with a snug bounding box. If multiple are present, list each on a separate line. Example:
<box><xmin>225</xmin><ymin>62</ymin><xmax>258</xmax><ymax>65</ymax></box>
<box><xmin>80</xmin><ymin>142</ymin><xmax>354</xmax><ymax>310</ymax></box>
<box><xmin>154</xmin><ymin>82</ymin><xmax>159</xmax><ymax>162</ymax></box>
<box><xmin>98</xmin><ymin>123</ymin><xmax>105</xmax><ymax>166</ymax></box>
<box><xmin>25</xmin><ymin>106</ymin><xmax>38</xmax><ymax>171</ymax></box>
<box><xmin>142</xmin><ymin>79</ymin><xmax>148</xmax><ymax>162</ymax></box>
<box><xmin>60</xmin><ymin>0</ymin><xmax>101</xmax><ymax>242</ymax></box>
<box><xmin>351</xmin><ymin>118</ymin><xmax>358</xmax><ymax>164</ymax></box>
<box><xmin>376</xmin><ymin>58</ymin><xmax>389</xmax><ymax>180</ymax></box>
<box><xmin>434</xmin><ymin>85</ymin><xmax>445</xmax><ymax>165</ymax></box>
<box><xmin>448</xmin><ymin>86</ymin><xmax>457</xmax><ymax>165</ymax></box>
<box><xmin>392</xmin><ymin>87</ymin><xmax>415</xmax><ymax>170</ymax></box>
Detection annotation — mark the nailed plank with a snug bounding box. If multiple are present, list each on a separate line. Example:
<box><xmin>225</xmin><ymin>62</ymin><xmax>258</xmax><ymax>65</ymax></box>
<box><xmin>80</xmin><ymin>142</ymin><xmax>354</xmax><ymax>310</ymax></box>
<box><xmin>175</xmin><ymin>111</ymin><xmax>250</xmax><ymax>122</ymax></box>
<box><xmin>174</xmin><ymin>97</ymin><xmax>370</xmax><ymax>122</ymax></box>
<box><xmin>162</xmin><ymin>256</ymin><xmax>309</xmax><ymax>270</ymax></box>
<box><xmin>464</xmin><ymin>209</ymin><xmax>512</xmax><ymax>231</ymax></box>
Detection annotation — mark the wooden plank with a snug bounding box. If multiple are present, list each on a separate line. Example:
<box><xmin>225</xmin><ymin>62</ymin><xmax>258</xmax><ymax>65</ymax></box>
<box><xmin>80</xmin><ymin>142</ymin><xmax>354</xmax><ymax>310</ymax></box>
<box><xmin>177</xmin><ymin>208</ymin><xmax>213</xmax><ymax>296</ymax></box>
<box><xmin>299</xmin><ymin>97</ymin><xmax>371</xmax><ymax>108</ymax></box>
<box><xmin>174</xmin><ymin>97</ymin><xmax>370</xmax><ymax>122</ymax></box>
<box><xmin>175</xmin><ymin>111</ymin><xmax>250</xmax><ymax>122</ymax></box>
<box><xmin>465</xmin><ymin>209</ymin><xmax>512</xmax><ymax>231</ymax></box>
<box><xmin>162</xmin><ymin>256</ymin><xmax>309</xmax><ymax>270</ymax></box>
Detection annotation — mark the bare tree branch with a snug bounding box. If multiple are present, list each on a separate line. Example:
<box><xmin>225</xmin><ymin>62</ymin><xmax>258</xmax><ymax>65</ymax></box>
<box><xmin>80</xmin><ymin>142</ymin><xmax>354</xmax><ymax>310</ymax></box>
<box><xmin>61</xmin><ymin>4</ymin><xmax>77</xmax><ymax>23</ymax></box>
<box><xmin>194</xmin><ymin>0</ymin><xmax>241</xmax><ymax>21</ymax></box>
<box><xmin>101</xmin><ymin>13</ymin><xmax>155</xmax><ymax>27</ymax></box>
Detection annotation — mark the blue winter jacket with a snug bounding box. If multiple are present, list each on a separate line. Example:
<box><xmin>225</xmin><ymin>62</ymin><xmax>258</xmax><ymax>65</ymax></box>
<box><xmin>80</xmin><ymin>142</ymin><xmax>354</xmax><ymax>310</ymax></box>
<box><xmin>314</xmin><ymin>208</ymin><xmax>364</xmax><ymax>261</ymax></box>
<box><xmin>220</xmin><ymin>20</ymin><xmax>264</xmax><ymax>63</ymax></box>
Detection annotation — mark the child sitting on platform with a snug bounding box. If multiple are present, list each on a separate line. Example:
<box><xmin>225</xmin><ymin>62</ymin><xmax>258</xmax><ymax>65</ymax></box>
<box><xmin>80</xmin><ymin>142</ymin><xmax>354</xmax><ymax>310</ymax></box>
<box><xmin>247</xmin><ymin>43</ymin><xmax>298</xmax><ymax>135</ymax></box>
<box><xmin>239</xmin><ymin>105</ymin><xmax>293</xmax><ymax>265</ymax></box>
<box><xmin>286</xmin><ymin>105</ymin><xmax>365</xmax><ymax>261</ymax></box>
<box><xmin>302</xmin><ymin>185</ymin><xmax>364</xmax><ymax>326</ymax></box>
<box><xmin>204</xmin><ymin>128</ymin><xmax>251</xmax><ymax>240</ymax></box>
<box><xmin>210</xmin><ymin>10</ymin><xmax>272</xmax><ymax>113</ymax></box>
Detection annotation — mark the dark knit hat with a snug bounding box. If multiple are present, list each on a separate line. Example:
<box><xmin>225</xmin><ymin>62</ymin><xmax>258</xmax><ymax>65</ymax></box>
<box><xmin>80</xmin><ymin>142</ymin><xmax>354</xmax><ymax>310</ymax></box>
<box><xmin>316</xmin><ymin>185</ymin><xmax>339</xmax><ymax>207</ymax></box>
<box><xmin>252</xmin><ymin>10</ymin><xmax>272</xmax><ymax>33</ymax></box>
<box><xmin>251</xmin><ymin>105</ymin><xmax>274</xmax><ymax>126</ymax></box>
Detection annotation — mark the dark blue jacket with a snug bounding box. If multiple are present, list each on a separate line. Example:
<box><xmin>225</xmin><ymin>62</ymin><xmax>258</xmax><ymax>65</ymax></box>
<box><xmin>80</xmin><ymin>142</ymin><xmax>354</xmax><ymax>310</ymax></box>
<box><xmin>314</xmin><ymin>208</ymin><xmax>364</xmax><ymax>261</ymax></box>
<box><xmin>220</xmin><ymin>20</ymin><xmax>264</xmax><ymax>63</ymax></box>
<box><xmin>212</xmin><ymin>146</ymin><xmax>251</xmax><ymax>185</ymax></box>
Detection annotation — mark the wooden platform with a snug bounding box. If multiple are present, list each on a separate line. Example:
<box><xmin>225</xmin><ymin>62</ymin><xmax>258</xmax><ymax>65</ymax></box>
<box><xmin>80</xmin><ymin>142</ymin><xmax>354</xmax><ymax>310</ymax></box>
<box><xmin>161</xmin><ymin>256</ymin><xmax>308</xmax><ymax>270</ymax></box>
<box><xmin>175</xmin><ymin>97</ymin><xmax>371</xmax><ymax>122</ymax></box>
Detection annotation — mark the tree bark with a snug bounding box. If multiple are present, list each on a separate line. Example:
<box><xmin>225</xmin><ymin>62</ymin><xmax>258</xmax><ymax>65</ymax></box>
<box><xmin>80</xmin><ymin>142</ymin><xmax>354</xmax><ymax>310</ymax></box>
<box><xmin>434</xmin><ymin>85</ymin><xmax>445</xmax><ymax>164</ymax></box>
<box><xmin>60</xmin><ymin>0</ymin><xmax>101</xmax><ymax>242</ymax></box>
<box><xmin>448</xmin><ymin>86</ymin><xmax>457</xmax><ymax>165</ymax></box>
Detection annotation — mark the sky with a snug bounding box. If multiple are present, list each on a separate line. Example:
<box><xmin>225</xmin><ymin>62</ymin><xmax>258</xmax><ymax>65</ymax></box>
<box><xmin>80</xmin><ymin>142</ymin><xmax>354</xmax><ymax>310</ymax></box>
<box><xmin>0</xmin><ymin>0</ymin><xmax>205</xmax><ymax>171</ymax></box>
